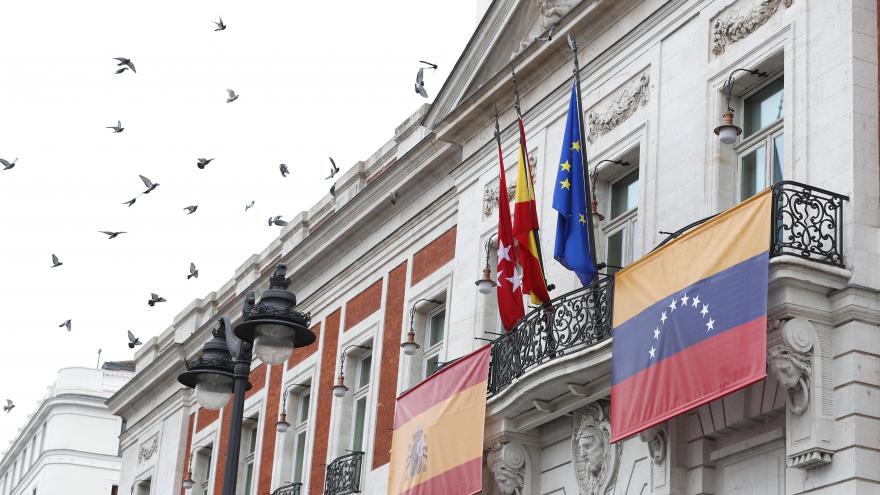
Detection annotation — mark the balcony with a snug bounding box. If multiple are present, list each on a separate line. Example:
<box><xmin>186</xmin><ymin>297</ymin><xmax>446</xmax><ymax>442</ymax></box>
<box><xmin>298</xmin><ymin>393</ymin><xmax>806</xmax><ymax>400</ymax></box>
<box><xmin>487</xmin><ymin>181</ymin><xmax>848</xmax><ymax>397</ymax></box>
<box><xmin>323</xmin><ymin>451</ymin><xmax>364</xmax><ymax>495</ymax></box>
<box><xmin>271</xmin><ymin>482</ymin><xmax>302</xmax><ymax>495</ymax></box>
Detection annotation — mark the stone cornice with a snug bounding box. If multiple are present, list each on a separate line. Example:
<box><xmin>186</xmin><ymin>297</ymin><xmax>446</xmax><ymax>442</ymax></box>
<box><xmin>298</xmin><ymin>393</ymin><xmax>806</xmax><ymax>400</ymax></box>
<box><xmin>118</xmin><ymin>388</ymin><xmax>192</xmax><ymax>450</ymax></box>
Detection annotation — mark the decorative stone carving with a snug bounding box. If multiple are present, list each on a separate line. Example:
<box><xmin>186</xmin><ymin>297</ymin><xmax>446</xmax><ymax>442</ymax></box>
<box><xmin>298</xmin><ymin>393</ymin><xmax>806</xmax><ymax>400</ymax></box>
<box><xmin>712</xmin><ymin>0</ymin><xmax>794</xmax><ymax>55</ymax></box>
<box><xmin>572</xmin><ymin>399</ymin><xmax>621</xmax><ymax>495</ymax></box>
<box><xmin>482</xmin><ymin>153</ymin><xmax>537</xmax><ymax>217</ymax></box>
<box><xmin>586</xmin><ymin>74</ymin><xmax>650</xmax><ymax>143</ymax></box>
<box><xmin>787</xmin><ymin>449</ymin><xmax>833</xmax><ymax>469</ymax></box>
<box><xmin>768</xmin><ymin>327</ymin><xmax>812</xmax><ymax>416</ymax></box>
<box><xmin>512</xmin><ymin>0</ymin><xmax>582</xmax><ymax>58</ymax></box>
<box><xmin>638</xmin><ymin>424</ymin><xmax>667</xmax><ymax>465</ymax></box>
<box><xmin>137</xmin><ymin>436</ymin><xmax>159</xmax><ymax>464</ymax></box>
<box><xmin>487</xmin><ymin>441</ymin><xmax>527</xmax><ymax>495</ymax></box>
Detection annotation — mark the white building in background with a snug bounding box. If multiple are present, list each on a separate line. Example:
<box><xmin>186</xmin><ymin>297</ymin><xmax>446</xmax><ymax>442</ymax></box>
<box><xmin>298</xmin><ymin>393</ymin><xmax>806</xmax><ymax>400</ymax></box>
<box><xmin>0</xmin><ymin>363</ymin><xmax>134</xmax><ymax>495</ymax></box>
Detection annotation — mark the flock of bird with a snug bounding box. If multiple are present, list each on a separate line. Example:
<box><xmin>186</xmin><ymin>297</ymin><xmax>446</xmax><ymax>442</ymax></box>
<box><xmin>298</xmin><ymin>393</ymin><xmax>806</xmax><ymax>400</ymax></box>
<box><xmin>1</xmin><ymin>15</ymin><xmax>439</xmax><ymax>414</ymax></box>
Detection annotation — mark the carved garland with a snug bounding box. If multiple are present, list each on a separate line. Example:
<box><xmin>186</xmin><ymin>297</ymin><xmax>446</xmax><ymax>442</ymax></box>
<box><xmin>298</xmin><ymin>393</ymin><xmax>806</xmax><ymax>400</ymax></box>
<box><xmin>137</xmin><ymin>436</ymin><xmax>159</xmax><ymax>464</ymax></box>
<box><xmin>483</xmin><ymin>154</ymin><xmax>538</xmax><ymax>217</ymax></box>
<box><xmin>712</xmin><ymin>0</ymin><xmax>794</xmax><ymax>55</ymax></box>
<box><xmin>586</xmin><ymin>74</ymin><xmax>650</xmax><ymax>143</ymax></box>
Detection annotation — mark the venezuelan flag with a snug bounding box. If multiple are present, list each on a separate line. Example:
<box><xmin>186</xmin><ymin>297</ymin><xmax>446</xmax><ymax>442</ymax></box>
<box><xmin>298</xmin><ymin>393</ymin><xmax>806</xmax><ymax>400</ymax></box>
<box><xmin>610</xmin><ymin>189</ymin><xmax>771</xmax><ymax>442</ymax></box>
<box><xmin>388</xmin><ymin>346</ymin><xmax>490</xmax><ymax>495</ymax></box>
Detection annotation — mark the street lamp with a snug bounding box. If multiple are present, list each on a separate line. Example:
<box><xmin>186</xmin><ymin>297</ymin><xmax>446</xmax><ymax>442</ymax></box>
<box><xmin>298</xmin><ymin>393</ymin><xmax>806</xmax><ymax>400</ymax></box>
<box><xmin>400</xmin><ymin>299</ymin><xmax>443</xmax><ymax>356</ymax></box>
<box><xmin>182</xmin><ymin>451</ymin><xmax>195</xmax><ymax>490</ymax></box>
<box><xmin>474</xmin><ymin>233</ymin><xmax>498</xmax><ymax>295</ymax></box>
<box><xmin>276</xmin><ymin>382</ymin><xmax>310</xmax><ymax>433</ymax></box>
<box><xmin>333</xmin><ymin>344</ymin><xmax>371</xmax><ymax>397</ymax></box>
<box><xmin>714</xmin><ymin>68</ymin><xmax>769</xmax><ymax>144</ymax></box>
<box><xmin>177</xmin><ymin>264</ymin><xmax>314</xmax><ymax>495</ymax></box>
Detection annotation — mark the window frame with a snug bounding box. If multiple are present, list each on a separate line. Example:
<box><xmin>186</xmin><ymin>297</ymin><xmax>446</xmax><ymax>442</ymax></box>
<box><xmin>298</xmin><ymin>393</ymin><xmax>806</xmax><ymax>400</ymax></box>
<box><xmin>735</xmin><ymin>76</ymin><xmax>784</xmax><ymax>200</ymax></box>
<box><xmin>291</xmin><ymin>391</ymin><xmax>311</xmax><ymax>484</ymax></box>
<box><xmin>350</xmin><ymin>353</ymin><xmax>373</xmax><ymax>453</ymax></box>
<box><xmin>241</xmin><ymin>424</ymin><xmax>259</xmax><ymax>495</ymax></box>
<box><xmin>602</xmin><ymin>168</ymin><xmax>640</xmax><ymax>271</ymax></box>
<box><xmin>422</xmin><ymin>306</ymin><xmax>446</xmax><ymax>379</ymax></box>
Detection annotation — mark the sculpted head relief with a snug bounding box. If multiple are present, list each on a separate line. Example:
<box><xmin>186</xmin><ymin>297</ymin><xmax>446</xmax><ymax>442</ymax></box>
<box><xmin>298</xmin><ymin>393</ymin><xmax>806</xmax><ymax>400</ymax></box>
<box><xmin>768</xmin><ymin>343</ymin><xmax>811</xmax><ymax>415</ymax></box>
<box><xmin>572</xmin><ymin>400</ymin><xmax>620</xmax><ymax>495</ymax></box>
<box><xmin>487</xmin><ymin>441</ymin><xmax>526</xmax><ymax>495</ymax></box>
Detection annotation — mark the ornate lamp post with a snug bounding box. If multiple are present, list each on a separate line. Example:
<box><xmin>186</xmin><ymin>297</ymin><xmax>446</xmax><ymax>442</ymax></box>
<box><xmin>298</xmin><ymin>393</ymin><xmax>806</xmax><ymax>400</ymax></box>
<box><xmin>178</xmin><ymin>264</ymin><xmax>314</xmax><ymax>495</ymax></box>
<box><xmin>276</xmin><ymin>383</ymin><xmax>310</xmax><ymax>433</ymax></box>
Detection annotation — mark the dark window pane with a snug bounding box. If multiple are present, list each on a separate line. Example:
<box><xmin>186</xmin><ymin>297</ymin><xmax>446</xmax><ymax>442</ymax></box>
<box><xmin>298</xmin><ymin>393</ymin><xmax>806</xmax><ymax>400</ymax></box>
<box><xmin>744</xmin><ymin>78</ymin><xmax>784</xmax><ymax>136</ymax></box>
<box><xmin>740</xmin><ymin>145</ymin><xmax>766</xmax><ymax>200</ymax></box>
<box><xmin>610</xmin><ymin>170</ymin><xmax>639</xmax><ymax>218</ymax></box>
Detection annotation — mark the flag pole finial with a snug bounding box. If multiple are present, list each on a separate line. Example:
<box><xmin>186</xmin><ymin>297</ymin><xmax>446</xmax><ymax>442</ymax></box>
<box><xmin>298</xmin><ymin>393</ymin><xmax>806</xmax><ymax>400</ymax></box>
<box><xmin>511</xmin><ymin>67</ymin><xmax>522</xmax><ymax>117</ymax></box>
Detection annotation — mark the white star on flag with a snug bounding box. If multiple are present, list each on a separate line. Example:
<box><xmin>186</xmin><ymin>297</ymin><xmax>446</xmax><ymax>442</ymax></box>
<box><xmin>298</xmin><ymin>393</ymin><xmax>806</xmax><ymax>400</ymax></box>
<box><xmin>680</xmin><ymin>293</ymin><xmax>689</xmax><ymax>306</ymax></box>
<box><xmin>706</xmin><ymin>318</ymin><xmax>715</xmax><ymax>332</ymax></box>
<box><xmin>506</xmin><ymin>267</ymin><xmax>523</xmax><ymax>293</ymax></box>
<box><xmin>692</xmin><ymin>295</ymin><xmax>701</xmax><ymax>308</ymax></box>
<box><xmin>653</xmin><ymin>327</ymin><xmax>660</xmax><ymax>340</ymax></box>
<box><xmin>669</xmin><ymin>299</ymin><xmax>677</xmax><ymax>311</ymax></box>
<box><xmin>701</xmin><ymin>304</ymin><xmax>709</xmax><ymax>317</ymax></box>
<box><xmin>649</xmin><ymin>346</ymin><xmax>656</xmax><ymax>359</ymax></box>
<box><xmin>497</xmin><ymin>240</ymin><xmax>512</xmax><ymax>262</ymax></box>
<box><xmin>660</xmin><ymin>311</ymin><xmax>667</xmax><ymax>324</ymax></box>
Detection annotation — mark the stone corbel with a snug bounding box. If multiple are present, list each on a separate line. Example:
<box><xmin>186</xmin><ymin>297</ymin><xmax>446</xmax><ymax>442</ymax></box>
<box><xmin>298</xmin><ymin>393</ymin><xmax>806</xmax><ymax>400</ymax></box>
<box><xmin>711</xmin><ymin>0</ymin><xmax>794</xmax><ymax>55</ymax></box>
<box><xmin>638</xmin><ymin>424</ymin><xmax>667</xmax><ymax>465</ymax></box>
<box><xmin>586</xmin><ymin>74</ymin><xmax>650</xmax><ymax>143</ymax></box>
<box><xmin>485</xmin><ymin>431</ymin><xmax>539</xmax><ymax>495</ymax></box>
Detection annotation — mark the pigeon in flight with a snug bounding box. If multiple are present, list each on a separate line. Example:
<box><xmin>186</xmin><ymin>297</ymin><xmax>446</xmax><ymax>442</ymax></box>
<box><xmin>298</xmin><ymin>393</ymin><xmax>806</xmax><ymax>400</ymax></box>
<box><xmin>419</xmin><ymin>61</ymin><xmax>438</xmax><ymax>70</ymax></box>
<box><xmin>107</xmin><ymin>120</ymin><xmax>124</xmax><ymax>133</ymax></box>
<box><xmin>226</xmin><ymin>89</ymin><xmax>239</xmax><ymax>103</ymax></box>
<box><xmin>99</xmin><ymin>231</ymin><xmax>126</xmax><ymax>239</ymax></box>
<box><xmin>140</xmin><ymin>175</ymin><xmax>159</xmax><ymax>194</ymax></box>
<box><xmin>127</xmin><ymin>330</ymin><xmax>142</xmax><ymax>349</ymax></box>
<box><xmin>51</xmin><ymin>254</ymin><xmax>63</xmax><ymax>268</ymax></box>
<box><xmin>245</xmin><ymin>200</ymin><xmax>255</xmax><ymax>212</ymax></box>
<box><xmin>148</xmin><ymin>293</ymin><xmax>166</xmax><ymax>307</ymax></box>
<box><xmin>279</xmin><ymin>163</ymin><xmax>289</xmax><ymax>177</ymax></box>
<box><xmin>415</xmin><ymin>68</ymin><xmax>428</xmax><ymax>98</ymax></box>
<box><xmin>196</xmin><ymin>158</ymin><xmax>214</xmax><ymax>169</ymax></box>
<box><xmin>59</xmin><ymin>319</ymin><xmax>71</xmax><ymax>331</ymax></box>
<box><xmin>214</xmin><ymin>17</ymin><xmax>226</xmax><ymax>31</ymax></box>
<box><xmin>183</xmin><ymin>205</ymin><xmax>198</xmax><ymax>215</ymax></box>
<box><xmin>3</xmin><ymin>400</ymin><xmax>13</xmax><ymax>413</ymax></box>
<box><xmin>115</xmin><ymin>67</ymin><xmax>130</xmax><ymax>75</ymax></box>
<box><xmin>0</xmin><ymin>158</ymin><xmax>17</xmax><ymax>170</ymax></box>
<box><xmin>113</xmin><ymin>57</ymin><xmax>136</xmax><ymax>73</ymax></box>
<box><xmin>390</xmin><ymin>191</ymin><xmax>399</xmax><ymax>205</ymax></box>
<box><xmin>268</xmin><ymin>215</ymin><xmax>288</xmax><ymax>227</ymax></box>
<box><xmin>326</xmin><ymin>157</ymin><xmax>339</xmax><ymax>179</ymax></box>
<box><xmin>187</xmin><ymin>262</ymin><xmax>199</xmax><ymax>279</ymax></box>
<box><xmin>122</xmin><ymin>197</ymin><xmax>137</xmax><ymax>207</ymax></box>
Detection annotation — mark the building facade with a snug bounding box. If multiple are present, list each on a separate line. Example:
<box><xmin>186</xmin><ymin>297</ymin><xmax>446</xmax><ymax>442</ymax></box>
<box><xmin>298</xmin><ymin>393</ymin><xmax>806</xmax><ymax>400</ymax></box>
<box><xmin>0</xmin><ymin>364</ymin><xmax>134</xmax><ymax>495</ymax></box>
<box><xmin>107</xmin><ymin>0</ymin><xmax>880</xmax><ymax>494</ymax></box>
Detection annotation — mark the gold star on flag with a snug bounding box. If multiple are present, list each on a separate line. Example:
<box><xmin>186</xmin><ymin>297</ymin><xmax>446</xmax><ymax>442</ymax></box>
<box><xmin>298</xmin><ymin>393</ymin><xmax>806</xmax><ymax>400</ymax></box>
<box><xmin>579</xmin><ymin>213</ymin><xmax>586</xmax><ymax>224</ymax></box>
<box><xmin>571</xmin><ymin>141</ymin><xmax>581</xmax><ymax>152</ymax></box>
<box><xmin>560</xmin><ymin>178</ymin><xmax>571</xmax><ymax>190</ymax></box>
<box><xmin>560</xmin><ymin>161</ymin><xmax>571</xmax><ymax>172</ymax></box>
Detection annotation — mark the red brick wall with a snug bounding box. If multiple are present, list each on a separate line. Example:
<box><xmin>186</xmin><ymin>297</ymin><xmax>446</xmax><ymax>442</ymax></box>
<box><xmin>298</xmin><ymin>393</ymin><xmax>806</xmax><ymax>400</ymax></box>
<box><xmin>410</xmin><ymin>226</ymin><xmax>457</xmax><ymax>285</ymax></box>
<box><xmin>344</xmin><ymin>279</ymin><xmax>383</xmax><ymax>331</ymax></box>
<box><xmin>309</xmin><ymin>310</ymin><xmax>341</xmax><ymax>495</ymax></box>
<box><xmin>196</xmin><ymin>407</ymin><xmax>219</xmax><ymax>433</ymax></box>
<box><xmin>245</xmin><ymin>364</ymin><xmax>267</xmax><ymax>400</ymax></box>
<box><xmin>257</xmin><ymin>365</ymin><xmax>283</xmax><ymax>495</ymax></box>
<box><xmin>287</xmin><ymin>323</ymin><xmax>321</xmax><ymax>370</ymax></box>
<box><xmin>180</xmin><ymin>412</ymin><xmax>195</xmax><ymax>495</ymax></box>
<box><xmin>372</xmin><ymin>261</ymin><xmax>408</xmax><ymax>468</ymax></box>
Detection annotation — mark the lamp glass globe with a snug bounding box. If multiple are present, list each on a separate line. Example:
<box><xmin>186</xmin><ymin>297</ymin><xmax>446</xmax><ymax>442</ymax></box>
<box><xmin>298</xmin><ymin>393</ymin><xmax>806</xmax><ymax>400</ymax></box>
<box><xmin>253</xmin><ymin>324</ymin><xmax>296</xmax><ymax>365</ymax></box>
<box><xmin>401</xmin><ymin>341</ymin><xmax>419</xmax><ymax>356</ymax></box>
<box><xmin>476</xmin><ymin>279</ymin><xmax>494</xmax><ymax>295</ymax></box>
<box><xmin>718</xmin><ymin>126</ymin><xmax>738</xmax><ymax>145</ymax></box>
<box><xmin>194</xmin><ymin>374</ymin><xmax>233</xmax><ymax>410</ymax></box>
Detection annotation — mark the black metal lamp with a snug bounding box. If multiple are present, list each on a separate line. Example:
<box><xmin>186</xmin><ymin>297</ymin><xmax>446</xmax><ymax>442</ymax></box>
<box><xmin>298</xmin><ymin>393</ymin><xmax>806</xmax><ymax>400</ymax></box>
<box><xmin>333</xmin><ymin>345</ymin><xmax>371</xmax><ymax>397</ymax></box>
<box><xmin>475</xmin><ymin>233</ymin><xmax>498</xmax><ymax>295</ymax></box>
<box><xmin>234</xmin><ymin>264</ymin><xmax>314</xmax><ymax>365</ymax></box>
<box><xmin>178</xmin><ymin>321</ymin><xmax>248</xmax><ymax>411</ymax></box>
<box><xmin>276</xmin><ymin>383</ymin><xmax>310</xmax><ymax>433</ymax></box>
<box><xmin>400</xmin><ymin>299</ymin><xmax>443</xmax><ymax>356</ymax></box>
<box><xmin>714</xmin><ymin>68</ymin><xmax>769</xmax><ymax>144</ymax></box>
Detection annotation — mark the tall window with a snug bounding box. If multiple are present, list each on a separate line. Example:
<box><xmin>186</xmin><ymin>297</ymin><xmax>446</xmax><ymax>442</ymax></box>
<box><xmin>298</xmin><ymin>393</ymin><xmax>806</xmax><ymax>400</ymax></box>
<box><xmin>351</xmin><ymin>354</ymin><xmax>372</xmax><ymax>453</ymax></box>
<box><xmin>604</xmin><ymin>169</ymin><xmax>640</xmax><ymax>274</ymax></box>
<box><xmin>423</xmin><ymin>307</ymin><xmax>446</xmax><ymax>378</ymax></box>
<box><xmin>195</xmin><ymin>448</ymin><xmax>213</xmax><ymax>495</ymax></box>
<box><xmin>242</xmin><ymin>425</ymin><xmax>258</xmax><ymax>495</ymax></box>
<box><xmin>738</xmin><ymin>77</ymin><xmax>784</xmax><ymax>199</ymax></box>
<box><xmin>292</xmin><ymin>392</ymin><xmax>311</xmax><ymax>484</ymax></box>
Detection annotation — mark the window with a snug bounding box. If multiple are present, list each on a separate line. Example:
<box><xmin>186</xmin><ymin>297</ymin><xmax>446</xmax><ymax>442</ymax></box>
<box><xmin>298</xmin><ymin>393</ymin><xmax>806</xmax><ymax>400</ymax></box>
<box><xmin>738</xmin><ymin>77</ymin><xmax>784</xmax><ymax>200</ymax></box>
<box><xmin>242</xmin><ymin>426</ymin><xmax>258</xmax><ymax>495</ymax></box>
<box><xmin>603</xmin><ymin>168</ymin><xmax>640</xmax><ymax>274</ymax></box>
<box><xmin>423</xmin><ymin>307</ymin><xmax>446</xmax><ymax>378</ymax></box>
<box><xmin>195</xmin><ymin>447</ymin><xmax>213</xmax><ymax>495</ymax></box>
<box><xmin>351</xmin><ymin>354</ymin><xmax>372</xmax><ymax>453</ymax></box>
<box><xmin>292</xmin><ymin>392</ymin><xmax>310</xmax><ymax>484</ymax></box>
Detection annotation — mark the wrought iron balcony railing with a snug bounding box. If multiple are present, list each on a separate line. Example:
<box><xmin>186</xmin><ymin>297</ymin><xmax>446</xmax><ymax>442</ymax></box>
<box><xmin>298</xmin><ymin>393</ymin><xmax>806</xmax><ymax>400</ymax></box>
<box><xmin>771</xmin><ymin>181</ymin><xmax>848</xmax><ymax>267</ymax></box>
<box><xmin>323</xmin><ymin>451</ymin><xmax>364</xmax><ymax>495</ymax></box>
<box><xmin>271</xmin><ymin>482</ymin><xmax>302</xmax><ymax>495</ymax></box>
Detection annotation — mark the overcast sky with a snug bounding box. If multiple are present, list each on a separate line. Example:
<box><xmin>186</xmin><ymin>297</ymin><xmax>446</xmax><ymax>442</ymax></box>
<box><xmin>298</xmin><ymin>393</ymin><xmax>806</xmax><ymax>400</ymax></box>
<box><xmin>0</xmin><ymin>0</ymin><xmax>480</xmax><ymax>452</ymax></box>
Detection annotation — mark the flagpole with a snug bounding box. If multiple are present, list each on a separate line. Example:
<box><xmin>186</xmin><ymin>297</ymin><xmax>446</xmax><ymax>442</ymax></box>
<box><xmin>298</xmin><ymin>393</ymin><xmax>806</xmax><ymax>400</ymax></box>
<box><xmin>566</xmin><ymin>35</ymin><xmax>599</xmax><ymax>273</ymax></box>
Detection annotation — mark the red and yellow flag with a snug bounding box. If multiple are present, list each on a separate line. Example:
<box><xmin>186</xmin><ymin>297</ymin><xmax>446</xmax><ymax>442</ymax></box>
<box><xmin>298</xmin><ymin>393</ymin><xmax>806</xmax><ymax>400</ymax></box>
<box><xmin>388</xmin><ymin>346</ymin><xmax>490</xmax><ymax>495</ymax></box>
<box><xmin>512</xmin><ymin>118</ymin><xmax>550</xmax><ymax>305</ymax></box>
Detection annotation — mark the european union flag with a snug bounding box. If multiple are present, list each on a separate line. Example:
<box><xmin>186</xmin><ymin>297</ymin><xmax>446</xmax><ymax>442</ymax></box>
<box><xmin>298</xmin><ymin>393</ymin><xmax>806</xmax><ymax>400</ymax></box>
<box><xmin>552</xmin><ymin>84</ymin><xmax>597</xmax><ymax>286</ymax></box>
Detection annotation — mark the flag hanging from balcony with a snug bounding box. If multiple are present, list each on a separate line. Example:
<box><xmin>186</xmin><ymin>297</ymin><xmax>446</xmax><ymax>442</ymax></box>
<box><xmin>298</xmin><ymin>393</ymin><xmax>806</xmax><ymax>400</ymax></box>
<box><xmin>610</xmin><ymin>189</ymin><xmax>772</xmax><ymax>442</ymax></box>
<box><xmin>512</xmin><ymin>117</ymin><xmax>551</xmax><ymax>305</ymax></box>
<box><xmin>388</xmin><ymin>346</ymin><xmax>490</xmax><ymax>495</ymax></box>
<box><xmin>495</xmin><ymin>117</ymin><xmax>526</xmax><ymax>331</ymax></box>
<box><xmin>552</xmin><ymin>83</ymin><xmax>597</xmax><ymax>286</ymax></box>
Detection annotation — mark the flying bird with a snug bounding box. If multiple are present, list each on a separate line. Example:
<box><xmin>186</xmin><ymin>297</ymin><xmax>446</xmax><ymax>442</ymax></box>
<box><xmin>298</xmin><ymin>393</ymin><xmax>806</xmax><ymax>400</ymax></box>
<box><xmin>214</xmin><ymin>17</ymin><xmax>226</xmax><ymax>31</ymax></box>
<box><xmin>419</xmin><ymin>61</ymin><xmax>438</xmax><ymax>70</ymax></box>
<box><xmin>268</xmin><ymin>215</ymin><xmax>288</xmax><ymax>227</ymax></box>
<box><xmin>99</xmin><ymin>231</ymin><xmax>126</xmax><ymax>239</ymax></box>
<box><xmin>183</xmin><ymin>205</ymin><xmax>198</xmax><ymax>215</ymax></box>
<box><xmin>115</xmin><ymin>67</ymin><xmax>130</xmax><ymax>75</ymax></box>
<box><xmin>122</xmin><ymin>197</ymin><xmax>137</xmax><ymax>207</ymax></box>
<box><xmin>188</xmin><ymin>262</ymin><xmax>199</xmax><ymax>279</ymax></box>
<box><xmin>226</xmin><ymin>89</ymin><xmax>239</xmax><ymax>103</ymax></box>
<box><xmin>326</xmin><ymin>157</ymin><xmax>339</xmax><ymax>179</ymax></box>
<box><xmin>140</xmin><ymin>175</ymin><xmax>159</xmax><ymax>194</ymax></box>
<box><xmin>0</xmin><ymin>157</ymin><xmax>17</xmax><ymax>170</ymax></box>
<box><xmin>245</xmin><ymin>201</ymin><xmax>255</xmax><ymax>212</ymax></box>
<box><xmin>127</xmin><ymin>330</ymin><xmax>142</xmax><ymax>349</ymax></box>
<box><xmin>51</xmin><ymin>254</ymin><xmax>63</xmax><ymax>268</ymax></box>
<box><xmin>148</xmin><ymin>293</ymin><xmax>166</xmax><ymax>307</ymax></box>
<box><xmin>3</xmin><ymin>400</ymin><xmax>13</xmax><ymax>413</ymax></box>
<box><xmin>415</xmin><ymin>68</ymin><xmax>428</xmax><ymax>98</ymax></box>
<box><xmin>113</xmin><ymin>57</ymin><xmax>136</xmax><ymax>73</ymax></box>
<box><xmin>279</xmin><ymin>163</ymin><xmax>289</xmax><ymax>177</ymax></box>
<box><xmin>107</xmin><ymin>120</ymin><xmax>124</xmax><ymax>133</ymax></box>
<box><xmin>59</xmin><ymin>319</ymin><xmax>71</xmax><ymax>331</ymax></box>
<box><xmin>390</xmin><ymin>191</ymin><xmax>399</xmax><ymax>205</ymax></box>
<box><xmin>196</xmin><ymin>158</ymin><xmax>214</xmax><ymax>169</ymax></box>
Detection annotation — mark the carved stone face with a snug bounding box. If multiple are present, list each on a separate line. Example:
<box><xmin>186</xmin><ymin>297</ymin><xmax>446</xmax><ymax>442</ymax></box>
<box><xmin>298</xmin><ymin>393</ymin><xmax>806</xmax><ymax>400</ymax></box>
<box><xmin>771</xmin><ymin>356</ymin><xmax>801</xmax><ymax>389</ymax></box>
<box><xmin>577</xmin><ymin>424</ymin><xmax>605</xmax><ymax>474</ymax></box>
<box><xmin>648</xmin><ymin>435</ymin><xmax>665</xmax><ymax>464</ymax></box>
<box><xmin>491</xmin><ymin>462</ymin><xmax>520</xmax><ymax>495</ymax></box>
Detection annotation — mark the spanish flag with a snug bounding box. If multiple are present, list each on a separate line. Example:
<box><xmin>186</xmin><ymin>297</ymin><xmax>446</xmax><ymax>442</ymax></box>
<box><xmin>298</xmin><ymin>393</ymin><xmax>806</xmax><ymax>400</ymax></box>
<box><xmin>512</xmin><ymin>118</ymin><xmax>550</xmax><ymax>305</ymax></box>
<box><xmin>388</xmin><ymin>346</ymin><xmax>490</xmax><ymax>495</ymax></box>
<box><xmin>610</xmin><ymin>189</ymin><xmax>771</xmax><ymax>442</ymax></box>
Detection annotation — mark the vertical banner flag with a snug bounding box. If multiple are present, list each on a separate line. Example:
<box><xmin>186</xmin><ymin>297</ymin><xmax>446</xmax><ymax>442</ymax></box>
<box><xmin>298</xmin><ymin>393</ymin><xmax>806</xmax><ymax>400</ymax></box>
<box><xmin>512</xmin><ymin>118</ymin><xmax>551</xmax><ymax>305</ymax></box>
<box><xmin>552</xmin><ymin>83</ymin><xmax>597</xmax><ymax>286</ymax></box>
<box><xmin>610</xmin><ymin>189</ymin><xmax>772</xmax><ymax>442</ymax></box>
<box><xmin>495</xmin><ymin>120</ymin><xmax>526</xmax><ymax>331</ymax></box>
<box><xmin>388</xmin><ymin>346</ymin><xmax>491</xmax><ymax>495</ymax></box>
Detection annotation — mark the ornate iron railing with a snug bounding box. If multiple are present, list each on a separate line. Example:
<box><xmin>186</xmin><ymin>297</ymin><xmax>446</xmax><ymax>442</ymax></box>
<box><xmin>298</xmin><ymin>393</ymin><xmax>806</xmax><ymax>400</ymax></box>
<box><xmin>323</xmin><ymin>451</ymin><xmax>364</xmax><ymax>495</ymax></box>
<box><xmin>771</xmin><ymin>181</ymin><xmax>848</xmax><ymax>267</ymax></box>
<box><xmin>271</xmin><ymin>482</ymin><xmax>302</xmax><ymax>495</ymax></box>
<box><xmin>488</xmin><ymin>276</ymin><xmax>613</xmax><ymax>395</ymax></box>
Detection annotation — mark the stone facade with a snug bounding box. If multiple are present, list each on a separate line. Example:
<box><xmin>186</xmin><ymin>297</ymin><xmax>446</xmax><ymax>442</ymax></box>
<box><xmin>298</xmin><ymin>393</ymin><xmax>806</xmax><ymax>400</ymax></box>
<box><xmin>107</xmin><ymin>1</ymin><xmax>880</xmax><ymax>494</ymax></box>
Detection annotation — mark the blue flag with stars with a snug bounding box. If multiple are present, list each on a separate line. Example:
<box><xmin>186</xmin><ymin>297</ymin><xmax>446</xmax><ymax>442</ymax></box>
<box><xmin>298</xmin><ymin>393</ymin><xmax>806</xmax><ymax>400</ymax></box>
<box><xmin>552</xmin><ymin>84</ymin><xmax>597</xmax><ymax>286</ymax></box>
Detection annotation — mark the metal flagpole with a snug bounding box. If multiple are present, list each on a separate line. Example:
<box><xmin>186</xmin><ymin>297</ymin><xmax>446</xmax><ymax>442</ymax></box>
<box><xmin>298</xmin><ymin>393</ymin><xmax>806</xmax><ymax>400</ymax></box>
<box><xmin>566</xmin><ymin>34</ymin><xmax>599</xmax><ymax>273</ymax></box>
